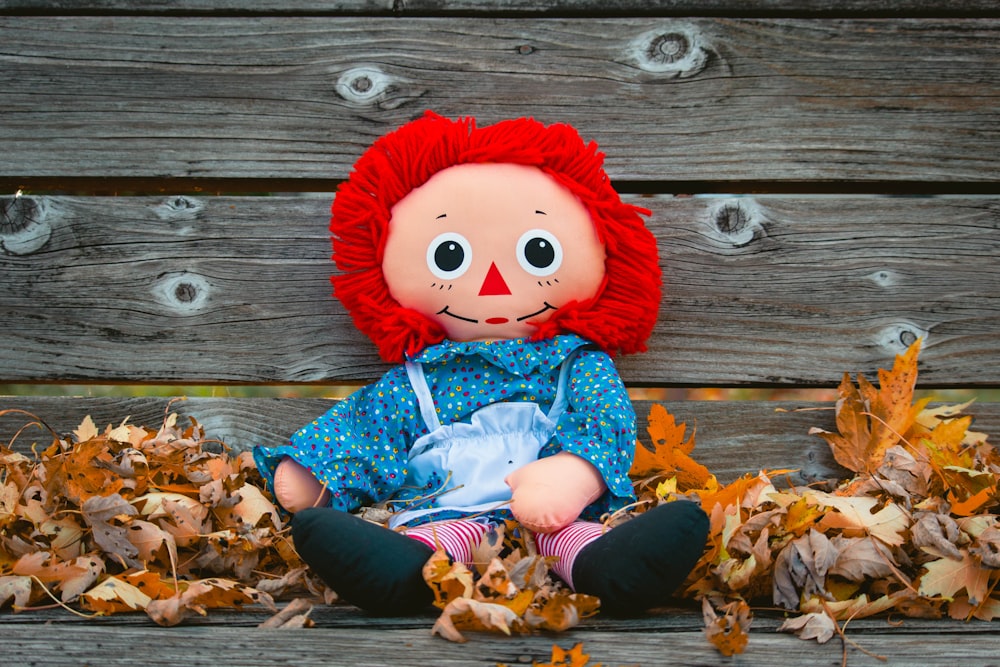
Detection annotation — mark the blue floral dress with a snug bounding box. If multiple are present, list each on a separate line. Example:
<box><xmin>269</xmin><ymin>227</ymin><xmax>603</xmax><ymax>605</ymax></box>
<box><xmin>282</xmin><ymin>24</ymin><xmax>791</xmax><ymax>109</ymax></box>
<box><xmin>253</xmin><ymin>334</ymin><xmax>637</xmax><ymax>525</ymax></box>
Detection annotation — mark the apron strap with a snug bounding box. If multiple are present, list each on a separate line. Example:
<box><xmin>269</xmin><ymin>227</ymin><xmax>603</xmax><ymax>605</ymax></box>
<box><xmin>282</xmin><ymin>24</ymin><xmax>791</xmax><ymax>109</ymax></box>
<box><xmin>404</xmin><ymin>361</ymin><xmax>441</xmax><ymax>431</ymax></box>
<box><xmin>546</xmin><ymin>348</ymin><xmax>580</xmax><ymax>420</ymax></box>
<box><xmin>407</xmin><ymin>345</ymin><xmax>583</xmax><ymax>429</ymax></box>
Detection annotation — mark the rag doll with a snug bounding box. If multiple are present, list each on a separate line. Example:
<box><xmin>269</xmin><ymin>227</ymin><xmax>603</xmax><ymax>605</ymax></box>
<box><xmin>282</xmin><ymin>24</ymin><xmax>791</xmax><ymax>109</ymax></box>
<box><xmin>253</xmin><ymin>112</ymin><xmax>708</xmax><ymax>616</ymax></box>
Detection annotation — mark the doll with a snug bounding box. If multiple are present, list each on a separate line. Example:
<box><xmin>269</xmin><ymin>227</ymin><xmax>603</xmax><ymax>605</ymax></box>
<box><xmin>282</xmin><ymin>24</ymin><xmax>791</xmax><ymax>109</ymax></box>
<box><xmin>253</xmin><ymin>112</ymin><xmax>708</xmax><ymax>616</ymax></box>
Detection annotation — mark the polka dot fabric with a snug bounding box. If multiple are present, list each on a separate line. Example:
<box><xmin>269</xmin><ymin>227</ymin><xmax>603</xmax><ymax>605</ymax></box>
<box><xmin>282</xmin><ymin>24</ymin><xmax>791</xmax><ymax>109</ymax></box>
<box><xmin>253</xmin><ymin>334</ymin><xmax>637</xmax><ymax>524</ymax></box>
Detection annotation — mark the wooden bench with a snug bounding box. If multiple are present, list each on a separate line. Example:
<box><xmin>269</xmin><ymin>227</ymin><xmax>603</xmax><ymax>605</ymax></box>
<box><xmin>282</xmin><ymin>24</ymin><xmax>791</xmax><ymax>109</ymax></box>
<box><xmin>2</xmin><ymin>1</ymin><xmax>999</xmax><ymax>664</ymax></box>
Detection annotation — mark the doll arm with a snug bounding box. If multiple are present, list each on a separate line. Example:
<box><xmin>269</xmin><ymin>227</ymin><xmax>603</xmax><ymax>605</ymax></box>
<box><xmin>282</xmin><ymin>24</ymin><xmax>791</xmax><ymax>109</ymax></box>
<box><xmin>505</xmin><ymin>451</ymin><xmax>606</xmax><ymax>534</ymax></box>
<box><xmin>273</xmin><ymin>456</ymin><xmax>331</xmax><ymax>513</ymax></box>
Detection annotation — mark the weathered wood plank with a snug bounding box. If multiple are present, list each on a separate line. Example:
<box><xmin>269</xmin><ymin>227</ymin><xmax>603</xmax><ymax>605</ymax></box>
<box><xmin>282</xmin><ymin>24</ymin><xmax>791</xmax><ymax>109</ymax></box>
<box><xmin>1</xmin><ymin>608</ymin><xmax>999</xmax><ymax>667</ymax></box>
<box><xmin>1</xmin><ymin>195</ymin><xmax>997</xmax><ymax>386</ymax></box>
<box><xmin>4</xmin><ymin>396</ymin><xmax>1000</xmax><ymax>487</ymax></box>
<box><xmin>4</xmin><ymin>0</ymin><xmax>1000</xmax><ymax>17</ymax></box>
<box><xmin>2</xmin><ymin>17</ymin><xmax>998</xmax><ymax>183</ymax></box>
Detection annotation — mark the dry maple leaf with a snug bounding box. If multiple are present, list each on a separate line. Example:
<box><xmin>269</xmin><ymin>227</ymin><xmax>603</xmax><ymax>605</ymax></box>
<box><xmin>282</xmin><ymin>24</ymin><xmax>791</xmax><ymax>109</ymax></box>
<box><xmin>810</xmin><ymin>339</ymin><xmax>921</xmax><ymax>474</ymax></box>
<box><xmin>629</xmin><ymin>404</ymin><xmax>711</xmax><ymax>491</ymax></box>
<box><xmin>918</xmin><ymin>551</ymin><xmax>992</xmax><ymax>606</ymax></box>
<box><xmin>701</xmin><ymin>597</ymin><xmax>751</xmax><ymax>657</ymax></box>
<box><xmin>778</xmin><ymin>611</ymin><xmax>837</xmax><ymax>644</ymax></box>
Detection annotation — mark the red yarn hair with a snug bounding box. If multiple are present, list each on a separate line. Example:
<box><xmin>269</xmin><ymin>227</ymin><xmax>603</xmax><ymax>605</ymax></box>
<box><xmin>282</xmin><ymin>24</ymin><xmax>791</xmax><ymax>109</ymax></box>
<box><xmin>330</xmin><ymin>111</ymin><xmax>661</xmax><ymax>363</ymax></box>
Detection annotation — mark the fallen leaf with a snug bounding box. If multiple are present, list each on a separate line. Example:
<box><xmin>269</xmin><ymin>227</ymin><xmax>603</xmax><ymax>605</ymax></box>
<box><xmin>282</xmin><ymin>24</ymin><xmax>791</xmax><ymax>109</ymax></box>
<box><xmin>0</xmin><ymin>575</ymin><xmax>34</xmax><ymax>609</ymax></box>
<box><xmin>919</xmin><ymin>551</ymin><xmax>992</xmax><ymax>605</ymax></box>
<box><xmin>80</xmin><ymin>575</ymin><xmax>153</xmax><ymax>614</ymax></box>
<box><xmin>630</xmin><ymin>404</ymin><xmax>711</xmax><ymax>490</ymax></box>
<box><xmin>431</xmin><ymin>597</ymin><xmax>521</xmax><ymax>642</ymax></box>
<box><xmin>701</xmin><ymin>597</ymin><xmax>750</xmax><ymax>657</ymax></box>
<box><xmin>812</xmin><ymin>492</ymin><xmax>909</xmax><ymax>547</ymax></box>
<box><xmin>778</xmin><ymin>611</ymin><xmax>837</xmax><ymax>644</ymax></box>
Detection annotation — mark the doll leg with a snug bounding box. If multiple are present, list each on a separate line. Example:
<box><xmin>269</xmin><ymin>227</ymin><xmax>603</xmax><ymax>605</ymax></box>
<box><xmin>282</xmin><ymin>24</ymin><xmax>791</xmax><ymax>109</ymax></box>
<box><xmin>536</xmin><ymin>501</ymin><xmax>709</xmax><ymax>617</ymax></box>
<box><xmin>401</xmin><ymin>520</ymin><xmax>489</xmax><ymax>567</ymax></box>
<box><xmin>292</xmin><ymin>508</ymin><xmax>435</xmax><ymax>615</ymax></box>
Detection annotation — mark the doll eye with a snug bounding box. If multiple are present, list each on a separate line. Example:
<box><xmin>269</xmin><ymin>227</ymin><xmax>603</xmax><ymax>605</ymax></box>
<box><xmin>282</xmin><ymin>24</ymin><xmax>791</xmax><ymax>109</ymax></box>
<box><xmin>427</xmin><ymin>232</ymin><xmax>472</xmax><ymax>280</ymax></box>
<box><xmin>516</xmin><ymin>229</ymin><xmax>563</xmax><ymax>277</ymax></box>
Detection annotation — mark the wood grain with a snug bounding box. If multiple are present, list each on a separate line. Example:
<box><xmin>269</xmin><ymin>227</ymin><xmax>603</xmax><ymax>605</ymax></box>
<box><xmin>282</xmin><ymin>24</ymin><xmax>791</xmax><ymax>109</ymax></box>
<box><xmin>4</xmin><ymin>0</ymin><xmax>1000</xmax><ymax>16</ymax></box>
<box><xmin>1</xmin><ymin>195</ymin><xmax>997</xmax><ymax>386</ymax></box>
<box><xmin>2</xmin><ymin>606</ymin><xmax>999</xmax><ymax>667</ymax></box>
<box><xmin>1</xmin><ymin>17</ymin><xmax>998</xmax><ymax>183</ymax></box>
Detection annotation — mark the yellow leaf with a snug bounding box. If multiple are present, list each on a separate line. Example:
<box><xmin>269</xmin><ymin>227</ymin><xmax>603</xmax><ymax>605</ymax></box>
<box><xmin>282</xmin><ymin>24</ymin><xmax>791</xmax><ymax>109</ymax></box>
<box><xmin>919</xmin><ymin>551</ymin><xmax>991</xmax><ymax>604</ymax></box>
<box><xmin>81</xmin><ymin>576</ymin><xmax>153</xmax><ymax>613</ymax></box>
<box><xmin>73</xmin><ymin>415</ymin><xmax>99</xmax><ymax>443</ymax></box>
<box><xmin>812</xmin><ymin>492</ymin><xmax>909</xmax><ymax>547</ymax></box>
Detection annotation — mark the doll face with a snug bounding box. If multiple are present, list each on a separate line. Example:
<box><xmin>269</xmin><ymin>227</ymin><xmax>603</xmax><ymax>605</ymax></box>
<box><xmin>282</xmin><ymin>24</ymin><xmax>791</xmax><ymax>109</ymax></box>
<box><xmin>383</xmin><ymin>163</ymin><xmax>606</xmax><ymax>342</ymax></box>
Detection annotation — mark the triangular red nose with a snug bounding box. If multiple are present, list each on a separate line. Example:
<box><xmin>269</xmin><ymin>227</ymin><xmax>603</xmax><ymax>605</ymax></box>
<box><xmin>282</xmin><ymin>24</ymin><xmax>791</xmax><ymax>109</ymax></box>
<box><xmin>478</xmin><ymin>262</ymin><xmax>511</xmax><ymax>296</ymax></box>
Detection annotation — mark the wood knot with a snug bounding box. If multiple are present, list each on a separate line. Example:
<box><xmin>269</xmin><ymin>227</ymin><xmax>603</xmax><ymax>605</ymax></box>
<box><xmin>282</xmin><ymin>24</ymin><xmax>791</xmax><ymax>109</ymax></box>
<box><xmin>154</xmin><ymin>195</ymin><xmax>205</xmax><ymax>221</ymax></box>
<box><xmin>632</xmin><ymin>24</ymin><xmax>710</xmax><ymax>77</ymax></box>
<box><xmin>154</xmin><ymin>272</ymin><xmax>211</xmax><ymax>313</ymax></box>
<box><xmin>877</xmin><ymin>323</ymin><xmax>929</xmax><ymax>355</ymax></box>
<box><xmin>516</xmin><ymin>44</ymin><xmax>536</xmax><ymax>55</ymax></box>
<box><xmin>1</xmin><ymin>194</ymin><xmax>53</xmax><ymax>255</ymax></box>
<box><xmin>336</xmin><ymin>66</ymin><xmax>391</xmax><ymax>105</ymax></box>
<box><xmin>709</xmin><ymin>199</ymin><xmax>766</xmax><ymax>247</ymax></box>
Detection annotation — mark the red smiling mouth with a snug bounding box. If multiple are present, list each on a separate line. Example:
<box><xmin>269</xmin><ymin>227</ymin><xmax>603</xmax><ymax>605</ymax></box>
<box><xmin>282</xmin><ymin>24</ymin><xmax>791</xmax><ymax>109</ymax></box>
<box><xmin>437</xmin><ymin>303</ymin><xmax>556</xmax><ymax>325</ymax></box>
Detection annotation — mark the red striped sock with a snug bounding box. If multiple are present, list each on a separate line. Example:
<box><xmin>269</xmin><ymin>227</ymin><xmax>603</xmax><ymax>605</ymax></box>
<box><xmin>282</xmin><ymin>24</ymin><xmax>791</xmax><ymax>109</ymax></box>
<box><xmin>402</xmin><ymin>519</ymin><xmax>489</xmax><ymax>566</ymax></box>
<box><xmin>534</xmin><ymin>521</ymin><xmax>607</xmax><ymax>590</ymax></box>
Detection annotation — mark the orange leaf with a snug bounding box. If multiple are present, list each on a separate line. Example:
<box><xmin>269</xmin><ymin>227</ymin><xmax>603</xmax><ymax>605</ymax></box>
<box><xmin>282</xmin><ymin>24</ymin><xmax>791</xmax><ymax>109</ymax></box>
<box><xmin>812</xmin><ymin>339</ymin><xmax>923</xmax><ymax>473</ymax></box>
<box><xmin>701</xmin><ymin>597</ymin><xmax>751</xmax><ymax>657</ymax></box>
<box><xmin>868</xmin><ymin>339</ymin><xmax>922</xmax><ymax>467</ymax></box>
<box><xmin>630</xmin><ymin>405</ymin><xmax>711</xmax><ymax>490</ymax></box>
<box><xmin>534</xmin><ymin>643</ymin><xmax>597</xmax><ymax>667</ymax></box>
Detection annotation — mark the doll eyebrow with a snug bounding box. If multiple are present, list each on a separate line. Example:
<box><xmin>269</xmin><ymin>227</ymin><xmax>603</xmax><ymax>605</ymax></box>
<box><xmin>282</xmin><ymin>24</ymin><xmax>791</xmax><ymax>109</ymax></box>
<box><xmin>436</xmin><ymin>213</ymin><xmax>447</xmax><ymax>219</ymax></box>
<box><xmin>535</xmin><ymin>210</ymin><xmax>546</xmax><ymax>215</ymax></box>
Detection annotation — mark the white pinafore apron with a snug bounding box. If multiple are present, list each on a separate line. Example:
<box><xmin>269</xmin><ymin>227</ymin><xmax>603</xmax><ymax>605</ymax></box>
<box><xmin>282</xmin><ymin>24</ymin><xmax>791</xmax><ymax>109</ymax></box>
<box><xmin>388</xmin><ymin>354</ymin><xmax>575</xmax><ymax>529</ymax></box>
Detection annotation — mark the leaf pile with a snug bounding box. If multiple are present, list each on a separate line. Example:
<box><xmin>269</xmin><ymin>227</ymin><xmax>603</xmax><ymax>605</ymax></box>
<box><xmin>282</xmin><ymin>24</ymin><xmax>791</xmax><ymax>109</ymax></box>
<box><xmin>0</xmin><ymin>405</ymin><xmax>329</xmax><ymax>625</ymax></box>
<box><xmin>422</xmin><ymin>522</ymin><xmax>599</xmax><ymax>642</ymax></box>
<box><xmin>2</xmin><ymin>338</ymin><xmax>998</xmax><ymax>658</ymax></box>
<box><xmin>644</xmin><ymin>340</ymin><xmax>1000</xmax><ymax>655</ymax></box>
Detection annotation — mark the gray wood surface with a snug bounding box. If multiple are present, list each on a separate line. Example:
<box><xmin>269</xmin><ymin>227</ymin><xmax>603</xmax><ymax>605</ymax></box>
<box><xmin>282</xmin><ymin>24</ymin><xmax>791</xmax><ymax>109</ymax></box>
<box><xmin>4</xmin><ymin>1</ymin><xmax>1000</xmax><ymax>16</ymax></box>
<box><xmin>2</xmin><ymin>17</ymin><xmax>998</xmax><ymax>184</ymax></box>
<box><xmin>2</xmin><ymin>195</ymin><xmax>997</xmax><ymax>386</ymax></box>
<box><xmin>2</xmin><ymin>605</ymin><xmax>999</xmax><ymax>666</ymax></box>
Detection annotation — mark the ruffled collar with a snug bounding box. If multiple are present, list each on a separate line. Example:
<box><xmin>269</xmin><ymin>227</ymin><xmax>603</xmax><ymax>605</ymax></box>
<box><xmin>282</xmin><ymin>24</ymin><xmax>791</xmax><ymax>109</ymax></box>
<box><xmin>407</xmin><ymin>334</ymin><xmax>591</xmax><ymax>376</ymax></box>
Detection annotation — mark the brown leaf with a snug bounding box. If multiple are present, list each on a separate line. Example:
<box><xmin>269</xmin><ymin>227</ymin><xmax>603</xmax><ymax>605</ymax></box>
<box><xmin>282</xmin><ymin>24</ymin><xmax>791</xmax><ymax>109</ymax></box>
<box><xmin>772</xmin><ymin>529</ymin><xmax>838</xmax><ymax>609</ymax></box>
<box><xmin>811</xmin><ymin>340</ymin><xmax>922</xmax><ymax>473</ymax></box>
<box><xmin>81</xmin><ymin>493</ymin><xmax>140</xmax><ymax>567</ymax></box>
<box><xmin>431</xmin><ymin>597</ymin><xmax>522</xmax><ymax>643</ymax></box>
<box><xmin>701</xmin><ymin>597</ymin><xmax>751</xmax><ymax>657</ymax></box>
<box><xmin>257</xmin><ymin>598</ymin><xmax>315</xmax><ymax>628</ymax></box>
<box><xmin>827</xmin><ymin>536</ymin><xmax>898</xmax><ymax>582</ymax></box>
<box><xmin>778</xmin><ymin>611</ymin><xmax>837</xmax><ymax>644</ymax></box>
<box><xmin>911</xmin><ymin>512</ymin><xmax>963</xmax><ymax>560</ymax></box>
<box><xmin>0</xmin><ymin>575</ymin><xmax>34</xmax><ymax>609</ymax></box>
<box><xmin>146</xmin><ymin>578</ymin><xmax>273</xmax><ymax>627</ymax></box>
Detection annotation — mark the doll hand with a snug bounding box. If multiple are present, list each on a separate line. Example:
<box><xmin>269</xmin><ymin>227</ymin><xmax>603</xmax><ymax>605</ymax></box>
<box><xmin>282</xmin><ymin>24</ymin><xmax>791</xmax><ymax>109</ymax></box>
<box><xmin>273</xmin><ymin>456</ymin><xmax>331</xmax><ymax>513</ymax></box>
<box><xmin>505</xmin><ymin>452</ymin><xmax>606</xmax><ymax>534</ymax></box>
